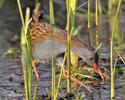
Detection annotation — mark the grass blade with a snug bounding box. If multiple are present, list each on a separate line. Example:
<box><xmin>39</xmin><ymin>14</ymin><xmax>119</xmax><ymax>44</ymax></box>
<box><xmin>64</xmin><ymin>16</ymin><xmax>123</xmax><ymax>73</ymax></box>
<box><xmin>110</xmin><ymin>0</ymin><xmax>122</xmax><ymax>99</ymax></box>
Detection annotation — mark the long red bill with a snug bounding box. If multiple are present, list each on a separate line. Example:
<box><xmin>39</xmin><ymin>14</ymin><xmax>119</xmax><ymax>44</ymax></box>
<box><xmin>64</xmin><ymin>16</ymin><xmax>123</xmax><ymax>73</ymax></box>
<box><xmin>93</xmin><ymin>63</ymin><xmax>104</xmax><ymax>80</ymax></box>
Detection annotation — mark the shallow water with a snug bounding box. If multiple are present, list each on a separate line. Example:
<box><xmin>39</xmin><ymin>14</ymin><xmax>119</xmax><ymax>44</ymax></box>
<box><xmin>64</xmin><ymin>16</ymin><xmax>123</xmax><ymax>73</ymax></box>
<box><xmin>0</xmin><ymin>0</ymin><xmax>125</xmax><ymax>100</ymax></box>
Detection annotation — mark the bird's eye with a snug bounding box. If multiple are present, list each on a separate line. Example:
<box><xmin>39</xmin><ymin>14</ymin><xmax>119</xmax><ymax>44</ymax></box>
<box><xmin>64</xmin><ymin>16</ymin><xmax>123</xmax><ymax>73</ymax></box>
<box><xmin>38</xmin><ymin>14</ymin><xmax>43</xmax><ymax>21</ymax></box>
<box><xmin>90</xmin><ymin>57</ymin><xmax>93</xmax><ymax>61</ymax></box>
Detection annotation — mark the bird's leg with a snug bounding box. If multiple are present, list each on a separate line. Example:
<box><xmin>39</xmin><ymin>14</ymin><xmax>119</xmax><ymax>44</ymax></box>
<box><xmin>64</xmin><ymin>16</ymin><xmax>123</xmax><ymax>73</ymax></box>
<box><xmin>32</xmin><ymin>59</ymin><xmax>39</xmax><ymax>82</ymax></box>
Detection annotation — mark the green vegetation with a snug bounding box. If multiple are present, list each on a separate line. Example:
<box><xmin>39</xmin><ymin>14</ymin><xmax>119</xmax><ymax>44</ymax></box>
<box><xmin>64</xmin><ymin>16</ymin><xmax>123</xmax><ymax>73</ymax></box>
<box><xmin>17</xmin><ymin>0</ymin><xmax>32</xmax><ymax>100</ymax></box>
<box><xmin>110</xmin><ymin>0</ymin><xmax>122</xmax><ymax>99</ymax></box>
<box><xmin>15</xmin><ymin>0</ymin><xmax>124</xmax><ymax>100</ymax></box>
<box><xmin>0</xmin><ymin>0</ymin><xmax>5</xmax><ymax>9</ymax></box>
<box><xmin>49</xmin><ymin>0</ymin><xmax>56</xmax><ymax>99</ymax></box>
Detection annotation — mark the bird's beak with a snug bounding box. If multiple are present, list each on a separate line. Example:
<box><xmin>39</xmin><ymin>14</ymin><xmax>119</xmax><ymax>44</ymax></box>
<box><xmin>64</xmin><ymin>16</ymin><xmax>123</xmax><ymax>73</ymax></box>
<box><xmin>93</xmin><ymin>63</ymin><xmax>104</xmax><ymax>80</ymax></box>
<box><xmin>93</xmin><ymin>52</ymin><xmax>104</xmax><ymax>80</ymax></box>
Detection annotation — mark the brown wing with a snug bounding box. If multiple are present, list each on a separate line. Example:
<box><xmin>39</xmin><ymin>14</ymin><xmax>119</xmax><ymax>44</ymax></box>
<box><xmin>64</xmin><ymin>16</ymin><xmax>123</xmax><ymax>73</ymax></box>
<box><xmin>28</xmin><ymin>2</ymin><xmax>94</xmax><ymax>62</ymax></box>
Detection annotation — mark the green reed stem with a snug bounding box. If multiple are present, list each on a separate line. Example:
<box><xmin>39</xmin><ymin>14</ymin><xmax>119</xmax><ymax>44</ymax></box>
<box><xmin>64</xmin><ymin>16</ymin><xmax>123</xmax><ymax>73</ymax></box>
<box><xmin>33</xmin><ymin>82</ymin><xmax>38</xmax><ymax>100</ymax></box>
<box><xmin>17</xmin><ymin>0</ymin><xmax>24</xmax><ymax>27</ymax></box>
<box><xmin>21</xmin><ymin>47</ymin><xmax>28</xmax><ymax>100</ymax></box>
<box><xmin>24</xmin><ymin>8</ymin><xmax>30</xmax><ymax>100</ymax></box>
<box><xmin>27</xmin><ymin>31</ymin><xmax>32</xmax><ymax>100</ymax></box>
<box><xmin>50</xmin><ymin>25</ymin><xmax>56</xmax><ymax>100</ymax></box>
<box><xmin>95</xmin><ymin>0</ymin><xmax>100</xmax><ymax>53</ymax></box>
<box><xmin>49</xmin><ymin>0</ymin><xmax>55</xmax><ymax>24</ymax></box>
<box><xmin>25</xmin><ymin>8</ymin><xmax>32</xmax><ymax>100</ymax></box>
<box><xmin>49</xmin><ymin>0</ymin><xmax>55</xmax><ymax>99</ymax></box>
<box><xmin>67</xmin><ymin>14</ymin><xmax>71</xmax><ymax>93</ymax></box>
<box><xmin>17</xmin><ymin>0</ymin><xmax>30</xmax><ymax>99</ymax></box>
<box><xmin>56</xmin><ymin>28</ymin><xmax>73</xmax><ymax>98</ymax></box>
<box><xmin>88</xmin><ymin>0</ymin><xmax>92</xmax><ymax>46</ymax></box>
<box><xmin>66</xmin><ymin>0</ymin><xmax>77</xmax><ymax>93</ymax></box>
<box><xmin>110</xmin><ymin>0</ymin><xmax>122</xmax><ymax>100</ymax></box>
<box><xmin>98</xmin><ymin>0</ymin><xmax>102</xmax><ymax>28</ymax></box>
<box><xmin>98</xmin><ymin>0</ymin><xmax>102</xmax><ymax>17</ymax></box>
<box><xmin>70</xmin><ymin>0</ymin><xmax>77</xmax><ymax>28</ymax></box>
<box><xmin>96</xmin><ymin>27</ymin><xmax>99</xmax><ymax>52</ymax></box>
<box><xmin>25</xmin><ymin>8</ymin><xmax>33</xmax><ymax>100</ymax></box>
<box><xmin>109</xmin><ymin>0</ymin><xmax>121</xmax><ymax>44</ymax></box>
<box><xmin>66</xmin><ymin>0</ymin><xmax>71</xmax><ymax>93</ymax></box>
<box><xmin>25</xmin><ymin>8</ymin><xmax>30</xmax><ymax>26</ymax></box>
<box><xmin>95</xmin><ymin>0</ymin><xmax>98</xmax><ymax>26</ymax></box>
<box><xmin>108</xmin><ymin>0</ymin><xmax>118</xmax><ymax>16</ymax></box>
<box><xmin>56</xmin><ymin>52</ymin><xmax>67</xmax><ymax>98</ymax></box>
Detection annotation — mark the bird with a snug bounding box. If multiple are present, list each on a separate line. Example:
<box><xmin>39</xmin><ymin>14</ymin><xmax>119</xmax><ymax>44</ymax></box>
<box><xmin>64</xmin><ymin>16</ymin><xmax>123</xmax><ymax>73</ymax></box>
<box><xmin>27</xmin><ymin>3</ymin><xmax>104</xmax><ymax>82</ymax></box>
